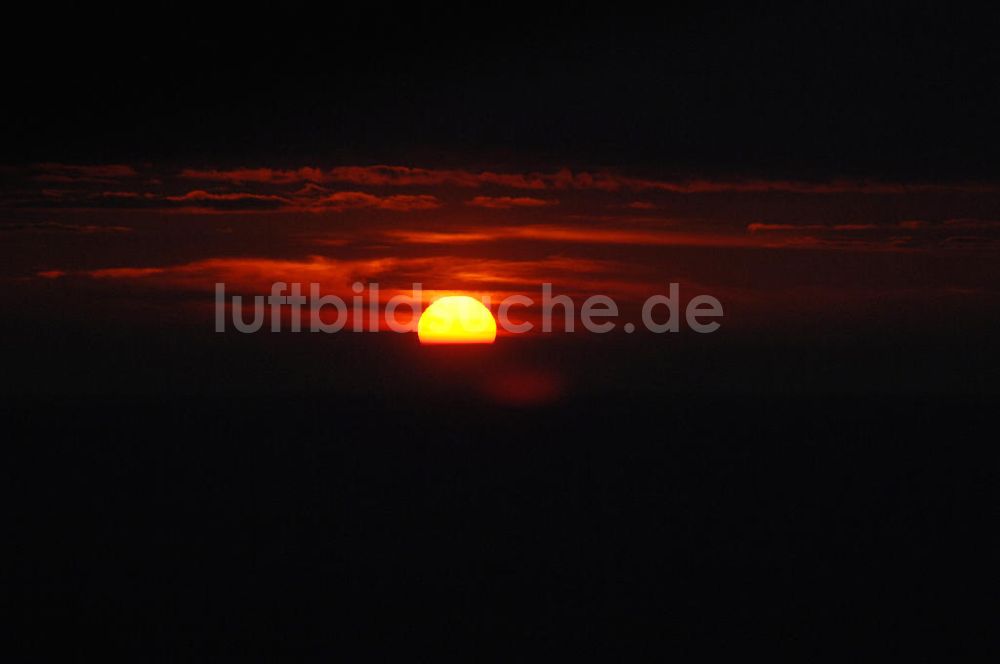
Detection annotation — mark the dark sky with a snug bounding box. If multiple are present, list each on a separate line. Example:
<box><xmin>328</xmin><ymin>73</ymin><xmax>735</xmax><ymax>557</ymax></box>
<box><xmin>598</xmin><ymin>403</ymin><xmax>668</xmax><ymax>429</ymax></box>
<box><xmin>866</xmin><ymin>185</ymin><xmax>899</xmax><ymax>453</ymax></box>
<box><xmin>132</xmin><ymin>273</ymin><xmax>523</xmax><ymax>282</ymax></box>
<box><xmin>3</xmin><ymin>2</ymin><xmax>1000</xmax><ymax>399</ymax></box>
<box><xmin>6</xmin><ymin>3</ymin><xmax>1000</xmax><ymax>177</ymax></box>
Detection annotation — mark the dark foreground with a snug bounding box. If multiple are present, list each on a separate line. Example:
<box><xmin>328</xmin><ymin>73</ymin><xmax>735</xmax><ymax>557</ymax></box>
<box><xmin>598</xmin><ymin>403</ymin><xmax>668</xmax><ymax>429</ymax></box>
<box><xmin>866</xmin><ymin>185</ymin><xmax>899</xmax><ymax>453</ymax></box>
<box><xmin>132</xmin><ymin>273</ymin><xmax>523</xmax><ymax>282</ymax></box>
<box><xmin>5</xmin><ymin>391</ymin><xmax>996</xmax><ymax>659</ymax></box>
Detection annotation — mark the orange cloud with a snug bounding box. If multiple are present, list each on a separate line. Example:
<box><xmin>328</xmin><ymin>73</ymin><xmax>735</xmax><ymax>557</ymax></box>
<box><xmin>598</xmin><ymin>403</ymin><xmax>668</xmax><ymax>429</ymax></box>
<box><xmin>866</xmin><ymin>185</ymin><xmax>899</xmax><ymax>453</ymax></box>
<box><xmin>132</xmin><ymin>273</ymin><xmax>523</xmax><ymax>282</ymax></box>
<box><xmin>383</xmin><ymin>225</ymin><xmax>754</xmax><ymax>248</ymax></box>
<box><xmin>368</xmin><ymin>230</ymin><xmax>497</xmax><ymax>245</ymax></box>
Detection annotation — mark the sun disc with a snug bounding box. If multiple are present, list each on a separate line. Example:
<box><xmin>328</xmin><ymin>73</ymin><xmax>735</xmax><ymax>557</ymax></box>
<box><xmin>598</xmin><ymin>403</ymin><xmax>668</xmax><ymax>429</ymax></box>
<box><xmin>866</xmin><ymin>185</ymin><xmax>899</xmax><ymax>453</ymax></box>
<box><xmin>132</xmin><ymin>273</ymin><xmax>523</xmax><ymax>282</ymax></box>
<box><xmin>417</xmin><ymin>295</ymin><xmax>497</xmax><ymax>344</ymax></box>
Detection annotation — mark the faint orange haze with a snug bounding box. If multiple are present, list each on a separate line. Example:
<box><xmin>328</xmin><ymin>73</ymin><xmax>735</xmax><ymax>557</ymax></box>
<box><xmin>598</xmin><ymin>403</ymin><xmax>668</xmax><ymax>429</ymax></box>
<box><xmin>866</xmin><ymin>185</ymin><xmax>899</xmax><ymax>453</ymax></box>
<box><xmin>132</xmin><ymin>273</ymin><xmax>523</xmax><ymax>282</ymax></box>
<box><xmin>6</xmin><ymin>161</ymin><xmax>999</xmax><ymax>342</ymax></box>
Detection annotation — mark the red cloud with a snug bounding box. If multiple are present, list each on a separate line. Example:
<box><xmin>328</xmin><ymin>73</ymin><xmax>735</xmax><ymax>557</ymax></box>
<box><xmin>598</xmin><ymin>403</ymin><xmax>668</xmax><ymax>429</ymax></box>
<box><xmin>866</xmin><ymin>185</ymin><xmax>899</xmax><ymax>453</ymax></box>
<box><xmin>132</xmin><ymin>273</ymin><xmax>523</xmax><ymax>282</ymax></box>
<box><xmin>2</xmin><ymin>221</ymin><xmax>132</xmax><ymax>234</ymax></box>
<box><xmin>88</xmin><ymin>267</ymin><xmax>167</xmax><ymax>279</ymax></box>
<box><xmin>466</xmin><ymin>196</ymin><xmax>556</xmax><ymax>209</ymax></box>
<box><xmin>747</xmin><ymin>223</ymin><xmax>824</xmax><ymax>233</ymax></box>
<box><xmin>326</xmin><ymin>166</ymin><xmax>552</xmax><ymax>190</ymax></box>
<box><xmin>65</xmin><ymin>255</ymin><xmax>635</xmax><ymax>302</ymax></box>
<box><xmin>13</xmin><ymin>162</ymin><xmax>992</xmax><ymax>197</ymax></box>
<box><xmin>31</xmin><ymin>163</ymin><xmax>138</xmax><ymax>183</ymax></box>
<box><xmin>34</xmin><ymin>163</ymin><xmax>138</xmax><ymax>178</ymax></box>
<box><xmin>179</xmin><ymin>167</ymin><xmax>326</xmax><ymax>184</ymax></box>
<box><xmin>309</xmin><ymin>192</ymin><xmax>440</xmax><ymax>212</ymax></box>
<box><xmin>324</xmin><ymin>168</ymin><xmax>1000</xmax><ymax>194</ymax></box>
<box><xmin>164</xmin><ymin>190</ymin><xmax>291</xmax><ymax>203</ymax></box>
<box><xmin>328</xmin><ymin>166</ymin><xmax>479</xmax><ymax>188</ymax></box>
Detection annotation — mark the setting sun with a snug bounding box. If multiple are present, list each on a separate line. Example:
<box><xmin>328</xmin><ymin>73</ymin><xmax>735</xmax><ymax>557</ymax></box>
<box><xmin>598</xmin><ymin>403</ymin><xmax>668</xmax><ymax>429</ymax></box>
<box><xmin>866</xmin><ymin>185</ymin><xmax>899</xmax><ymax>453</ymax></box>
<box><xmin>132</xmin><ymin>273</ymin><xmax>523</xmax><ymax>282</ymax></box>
<box><xmin>417</xmin><ymin>295</ymin><xmax>497</xmax><ymax>344</ymax></box>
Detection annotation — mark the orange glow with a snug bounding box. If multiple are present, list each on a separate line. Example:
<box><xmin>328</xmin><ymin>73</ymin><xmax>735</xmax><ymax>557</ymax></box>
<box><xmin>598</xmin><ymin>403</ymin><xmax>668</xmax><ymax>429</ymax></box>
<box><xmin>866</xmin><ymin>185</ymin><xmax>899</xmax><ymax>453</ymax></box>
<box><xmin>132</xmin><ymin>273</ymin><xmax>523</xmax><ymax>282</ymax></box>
<box><xmin>417</xmin><ymin>295</ymin><xmax>497</xmax><ymax>344</ymax></box>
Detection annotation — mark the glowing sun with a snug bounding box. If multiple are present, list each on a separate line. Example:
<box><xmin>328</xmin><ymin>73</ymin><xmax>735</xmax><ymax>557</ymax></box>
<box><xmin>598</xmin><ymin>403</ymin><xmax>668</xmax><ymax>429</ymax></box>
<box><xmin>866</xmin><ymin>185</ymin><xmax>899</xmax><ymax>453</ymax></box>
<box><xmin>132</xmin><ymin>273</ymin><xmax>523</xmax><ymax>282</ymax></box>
<box><xmin>417</xmin><ymin>295</ymin><xmax>497</xmax><ymax>344</ymax></box>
